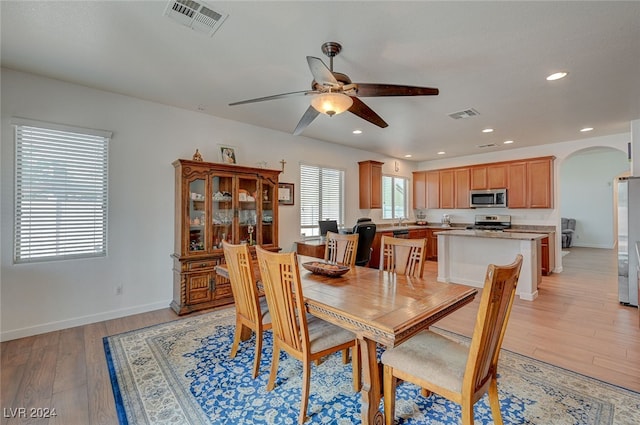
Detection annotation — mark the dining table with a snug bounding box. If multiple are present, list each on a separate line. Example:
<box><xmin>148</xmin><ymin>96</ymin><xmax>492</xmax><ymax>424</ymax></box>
<box><xmin>216</xmin><ymin>254</ymin><xmax>477</xmax><ymax>425</ymax></box>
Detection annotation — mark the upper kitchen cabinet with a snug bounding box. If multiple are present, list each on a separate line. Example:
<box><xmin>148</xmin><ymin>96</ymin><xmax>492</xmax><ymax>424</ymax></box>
<box><xmin>413</xmin><ymin>170</ymin><xmax>440</xmax><ymax>209</ymax></box>
<box><xmin>508</xmin><ymin>157</ymin><xmax>554</xmax><ymax>208</ymax></box>
<box><xmin>359</xmin><ymin>160</ymin><xmax>384</xmax><ymax>209</ymax></box>
<box><xmin>440</xmin><ymin>168</ymin><xmax>470</xmax><ymax>209</ymax></box>
<box><xmin>439</xmin><ymin>169</ymin><xmax>455</xmax><ymax>208</ymax></box>
<box><xmin>413</xmin><ymin>171</ymin><xmax>427</xmax><ymax>209</ymax></box>
<box><xmin>471</xmin><ymin>164</ymin><xmax>507</xmax><ymax>190</ymax></box>
<box><xmin>426</xmin><ymin>170</ymin><xmax>440</xmax><ymax>209</ymax></box>
<box><xmin>527</xmin><ymin>157</ymin><xmax>554</xmax><ymax>208</ymax></box>
<box><xmin>454</xmin><ymin>168</ymin><xmax>470</xmax><ymax>208</ymax></box>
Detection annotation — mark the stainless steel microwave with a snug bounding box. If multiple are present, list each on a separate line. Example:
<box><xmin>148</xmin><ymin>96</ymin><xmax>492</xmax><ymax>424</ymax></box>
<box><xmin>469</xmin><ymin>189</ymin><xmax>507</xmax><ymax>208</ymax></box>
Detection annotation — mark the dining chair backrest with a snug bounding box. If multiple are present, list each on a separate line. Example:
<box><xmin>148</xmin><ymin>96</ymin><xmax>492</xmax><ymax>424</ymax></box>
<box><xmin>324</xmin><ymin>231</ymin><xmax>358</xmax><ymax>266</ymax></box>
<box><xmin>381</xmin><ymin>254</ymin><xmax>523</xmax><ymax>425</ymax></box>
<box><xmin>465</xmin><ymin>254</ymin><xmax>523</xmax><ymax>393</ymax></box>
<box><xmin>222</xmin><ymin>240</ymin><xmax>271</xmax><ymax>378</ymax></box>
<box><xmin>255</xmin><ymin>246</ymin><xmax>359</xmax><ymax>424</ymax></box>
<box><xmin>255</xmin><ymin>246</ymin><xmax>309</xmax><ymax>355</ymax></box>
<box><xmin>379</xmin><ymin>235</ymin><xmax>426</xmax><ymax>277</ymax></box>
<box><xmin>223</xmin><ymin>241</ymin><xmax>263</xmax><ymax>325</ymax></box>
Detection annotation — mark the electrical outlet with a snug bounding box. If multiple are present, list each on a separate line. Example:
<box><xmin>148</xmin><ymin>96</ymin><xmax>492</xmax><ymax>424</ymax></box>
<box><xmin>116</xmin><ymin>285</ymin><xmax>123</xmax><ymax>295</ymax></box>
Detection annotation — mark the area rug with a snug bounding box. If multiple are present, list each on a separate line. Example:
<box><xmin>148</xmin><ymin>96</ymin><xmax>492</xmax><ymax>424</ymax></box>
<box><xmin>104</xmin><ymin>307</ymin><xmax>640</xmax><ymax>424</ymax></box>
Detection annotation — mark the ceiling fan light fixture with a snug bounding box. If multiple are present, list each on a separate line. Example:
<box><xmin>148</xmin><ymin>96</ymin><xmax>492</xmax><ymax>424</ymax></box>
<box><xmin>311</xmin><ymin>92</ymin><xmax>353</xmax><ymax>116</ymax></box>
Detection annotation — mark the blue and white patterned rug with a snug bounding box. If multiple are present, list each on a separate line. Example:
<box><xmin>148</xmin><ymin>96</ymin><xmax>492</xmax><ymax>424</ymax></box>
<box><xmin>104</xmin><ymin>307</ymin><xmax>640</xmax><ymax>424</ymax></box>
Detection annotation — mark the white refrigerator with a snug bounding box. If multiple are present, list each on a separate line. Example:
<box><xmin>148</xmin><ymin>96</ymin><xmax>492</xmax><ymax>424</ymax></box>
<box><xmin>617</xmin><ymin>176</ymin><xmax>640</xmax><ymax>306</ymax></box>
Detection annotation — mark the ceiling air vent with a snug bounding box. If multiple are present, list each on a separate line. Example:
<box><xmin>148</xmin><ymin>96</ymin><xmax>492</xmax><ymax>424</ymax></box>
<box><xmin>164</xmin><ymin>0</ymin><xmax>228</xmax><ymax>36</ymax></box>
<box><xmin>477</xmin><ymin>143</ymin><xmax>497</xmax><ymax>149</ymax></box>
<box><xmin>448</xmin><ymin>108</ymin><xmax>480</xmax><ymax>120</ymax></box>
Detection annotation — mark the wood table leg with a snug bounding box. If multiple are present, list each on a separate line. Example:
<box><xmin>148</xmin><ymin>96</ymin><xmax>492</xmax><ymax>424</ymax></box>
<box><xmin>358</xmin><ymin>336</ymin><xmax>384</xmax><ymax>425</ymax></box>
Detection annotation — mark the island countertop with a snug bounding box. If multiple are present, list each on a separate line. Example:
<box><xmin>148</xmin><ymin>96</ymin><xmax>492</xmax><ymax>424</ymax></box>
<box><xmin>434</xmin><ymin>229</ymin><xmax>547</xmax><ymax>240</ymax></box>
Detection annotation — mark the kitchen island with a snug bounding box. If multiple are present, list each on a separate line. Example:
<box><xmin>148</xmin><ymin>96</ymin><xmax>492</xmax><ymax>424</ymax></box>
<box><xmin>436</xmin><ymin>229</ymin><xmax>547</xmax><ymax>301</ymax></box>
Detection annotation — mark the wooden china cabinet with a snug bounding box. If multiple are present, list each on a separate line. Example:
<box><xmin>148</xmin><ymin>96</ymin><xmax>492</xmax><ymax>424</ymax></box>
<box><xmin>171</xmin><ymin>159</ymin><xmax>280</xmax><ymax>315</ymax></box>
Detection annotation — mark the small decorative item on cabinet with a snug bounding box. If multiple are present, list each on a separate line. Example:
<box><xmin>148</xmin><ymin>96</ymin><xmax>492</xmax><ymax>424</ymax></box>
<box><xmin>192</xmin><ymin>149</ymin><xmax>203</xmax><ymax>161</ymax></box>
<box><xmin>218</xmin><ymin>145</ymin><xmax>237</xmax><ymax>164</ymax></box>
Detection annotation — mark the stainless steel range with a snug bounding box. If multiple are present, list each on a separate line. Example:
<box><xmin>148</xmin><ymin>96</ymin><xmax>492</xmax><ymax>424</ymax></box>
<box><xmin>467</xmin><ymin>214</ymin><xmax>511</xmax><ymax>231</ymax></box>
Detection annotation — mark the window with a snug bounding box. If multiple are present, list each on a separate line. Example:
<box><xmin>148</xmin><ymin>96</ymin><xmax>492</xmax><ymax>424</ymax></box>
<box><xmin>13</xmin><ymin>119</ymin><xmax>111</xmax><ymax>263</ymax></box>
<box><xmin>382</xmin><ymin>175</ymin><xmax>408</xmax><ymax>220</ymax></box>
<box><xmin>300</xmin><ymin>164</ymin><xmax>345</xmax><ymax>237</ymax></box>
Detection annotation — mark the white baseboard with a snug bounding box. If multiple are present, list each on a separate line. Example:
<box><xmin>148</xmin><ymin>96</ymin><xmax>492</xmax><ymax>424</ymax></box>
<box><xmin>0</xmin><ymin>300</ymin><xmax>172</xmax><ymax>342</ymax></box>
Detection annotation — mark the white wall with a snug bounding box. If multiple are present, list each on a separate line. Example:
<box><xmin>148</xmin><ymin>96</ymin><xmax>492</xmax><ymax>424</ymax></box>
<box><xmin>0</xmin><ymin>69</ymin><xmax>413</xmax><ymax>341</ymax></box>
<box><xmin>1</xmin><ymin>68</ymin><xmax>634</xmax><ymax>340</ymax></box>
<box><xmin>560</xmin><ymin>148</ymin><xmax>629</xmax><ymax>249</ymax></box>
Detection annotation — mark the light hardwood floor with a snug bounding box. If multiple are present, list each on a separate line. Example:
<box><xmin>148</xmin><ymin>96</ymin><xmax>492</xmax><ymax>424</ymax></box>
<box><xmin>1</xmin><ymin>247</ymin><xmax>639</xmax><ymax>425</ymax></box>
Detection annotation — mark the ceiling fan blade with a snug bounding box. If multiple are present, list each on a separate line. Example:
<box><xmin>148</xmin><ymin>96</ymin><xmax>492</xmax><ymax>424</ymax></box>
<box><xmin>354</xmin><ymin>83</ymin><xmax>439</xmax><ymax>97</ymax></box>
<box><xmin>348</xmin><ymin>97</ymin><xmax>388</xmax><ymax>128</ymax></box>
<box><xmin>293</xmin><ymin>106</ymin><xmax>320</xmax><ymax>135</ymax></box>
<box><xmin>307</xmin><ymin>56</ymin><xmax>339</xmax><ymax>87</ymax></box>
<box><xmin>229</xmin><ymin>90</ymin><xmax>316</xmax><ymax>106</ymax></box>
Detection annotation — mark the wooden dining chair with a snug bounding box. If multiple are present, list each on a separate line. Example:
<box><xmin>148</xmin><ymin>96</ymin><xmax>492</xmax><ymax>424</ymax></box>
<box><xmin>379</xmin><ymin>235</ymin><xmax>427</xmax><ymax>277</ymax></box>
<box><xmin>222</xmin><ymin>241</ymin><xmax>272</xmax><ymax>379</ymax></box>
<box><xmin>381</xmin><ymin>254</ymin><xmax>524</xmax><ymax>425</ymax></box>
<box><xmin>323</xmin><ymin>231</ymin><xmax>359</xmax><ymax>266</ymax></box>
<box><xmin>255</xmin><ymin>246</ymin><xmax>360</xmax><ymax>424</ymax></box>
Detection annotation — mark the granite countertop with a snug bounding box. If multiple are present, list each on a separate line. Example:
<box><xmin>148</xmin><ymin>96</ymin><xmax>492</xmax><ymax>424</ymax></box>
<box><xmin>375</xmin><ymin>223</ymin><xmax>468</xmax><ymax>232</ymax></box>
<box><xmin>434</xmin><ymin>229</ymin><xmax>548</xmax><ymax>240</ymax></box>
<box><xmin>374</xmin><ymin>223</ymin><xmax>555</xmax><ymax>234</ymax></box>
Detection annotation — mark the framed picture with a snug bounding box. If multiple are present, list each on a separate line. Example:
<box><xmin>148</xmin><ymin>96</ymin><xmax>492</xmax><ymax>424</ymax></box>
<box><xmin>218</xmin><ymin>145</ymin><xmax>237</xmax><ymax>164</ymax></box>
<box><xmin>278</xmin><ymin>182</ymin><xmax>294</xmax><ymax>205</ymax></box>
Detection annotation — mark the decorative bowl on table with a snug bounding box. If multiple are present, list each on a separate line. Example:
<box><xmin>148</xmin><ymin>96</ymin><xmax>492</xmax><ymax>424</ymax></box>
<box><xmin>302</xmin><ymin>261</ymin><xmax>350</xmax><ymax>277</ymax></box>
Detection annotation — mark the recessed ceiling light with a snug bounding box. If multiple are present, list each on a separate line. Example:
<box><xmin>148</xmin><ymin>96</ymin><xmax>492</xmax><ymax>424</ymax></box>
<box><xmin>546</xmin><ymin>72</ymin><xmax>568</xmax><ymax>81</ymax></box>
<box><xmin>404</xmin><ymin>154</ymin><xmax>412</xmax><ymax>158</ymax></box>
<box><xmin>580</xmin><ymin>127</ymin><xmax>594</xmax><ymax>132</ymax></box>
<box><xmin>482</xmin><ymin>128</ymin><xmax>494</xmax><ymax>133</ymax></box>
<box><xmin>352</xmin><ymin>129</ymin><xmax>362</xmax><ymax>134</ymax></box>
<box><xmin>437</xmin><ymin>151</ymin><xmax>446</xmax><ymax>155</ymax></box>
<box><xmin>504</xmin><ymin>140</ymin><xmax>514</xmax><ymax>144</ymax></box>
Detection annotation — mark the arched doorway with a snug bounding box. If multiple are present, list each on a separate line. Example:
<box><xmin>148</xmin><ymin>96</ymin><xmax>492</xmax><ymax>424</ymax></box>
<box><xmin>559</xmin><ymin>146</ymin><xmax>628</xmax><ymax>260</ymax></box>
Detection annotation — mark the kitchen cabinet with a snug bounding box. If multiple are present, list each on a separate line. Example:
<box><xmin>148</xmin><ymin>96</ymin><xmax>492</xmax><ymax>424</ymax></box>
<box><xmin>359</xmin><ymin>160</ymin><xmax>384</xmax><ymax>209</ymax></box>
<box><xmin>412</xmin><ymin>170</ymin><xmax>440</xmax><ymax>209</ymax></box>
<box><xmin>439</xmin><ymin>169</ymin><xmax>455</xmax><ymax>208</ymax></box>
<box><xmin>508</xmin><ymin>157</ymin><xmax>554</xmax><ymax>209</ymax></box>
<box><xmin>507</xmin><ymin>161</ymin><xmax>528</xmax><ymax>208</ymax></box>
<box><xmin>441</xmin><ymin>168</ymin><xmax>470</xmax><ymax>209</ymax></box>
<box><xmin>171</xmin><ymin>159</ymin><xmax>280</xmax><ymax>315</ymax></box>
<box><xmin>527</xmin><ymin>158</ymin><xmax>554</xmax><ymax>208</ymax></box>
<box><xmin>540</xmin><ymin>235</ymin><xmax>555</xmax><ymax>276</ymax></box>
<box><xmin>471</xmin><ymin>164</ymin><xmax>507</xmax><ymax>190</ymax></box>
<box><xmin>426</xmin><ymin>229</ymin><xmax>439</xmax><ymax>261</ymax></box>
<box><xmin>413</xmin><ymin>157</ymin><xmax>553</xmax><ymax>210</ymax></box>
<box><xmin>504</xmin><ymin>229</ymin><xmax>555</xmax><ymax>276</ymax></box>
<box><xmin>426</xmin><ymin>171</ymin><xmax>440</xmax><ymax>209</ymax></box>
<box><xmin>369</xmin><ymin>231</ymin><xmax>393</xmax><ymax>269</ymax></box>
<box><xmin>455</xmin><ymin>168</ymin><xmax>470</xmax><ymax>208</ymax></box>
<box><xmin>412</xmin><ymin>171</ymin><xmax>427</xmax><ymax>210</ymax></box>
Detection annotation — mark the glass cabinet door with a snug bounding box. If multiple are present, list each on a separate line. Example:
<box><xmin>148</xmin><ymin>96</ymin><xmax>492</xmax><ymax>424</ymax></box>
<box><xmin>237</xmin><ymin>176</ymin><xmax>258</xmax><ymax>246</ymax></box>
<box><xmin>188</xmin><ymin>178</ymin><xmax>206</xmax><ymax>253</ymax></box>
<box><xmin>211</xmin><ymin>174</ymin><xmax>234</xmax><ymax>249</ymax></box>
<box><xmin>261</xmin><ymin>179</ymin><xmax>276</xmax><ymax>246</ymax></box>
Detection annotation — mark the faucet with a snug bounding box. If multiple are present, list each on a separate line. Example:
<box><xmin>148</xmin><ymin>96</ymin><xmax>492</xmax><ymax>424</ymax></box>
<box><xmin>397</xmin><ymin>217</ymin><xmax>406</xmax><ymax>227</ymax></box>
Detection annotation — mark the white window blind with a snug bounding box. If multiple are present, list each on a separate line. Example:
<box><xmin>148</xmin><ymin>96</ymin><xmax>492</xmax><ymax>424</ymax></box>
<box><xmin>14</xmin><ymin>120</ymin><xmax>110</xmax><ymax>263</ymax></box>
<box><xmin>382</xmin><ymin>175</ymin><xmax>408</xmax><ymax>220</ymax></box>
<box><xmin>300</xmin><ymin>164</ymin><xmax>344</xmax><ymax>236</ymax></box>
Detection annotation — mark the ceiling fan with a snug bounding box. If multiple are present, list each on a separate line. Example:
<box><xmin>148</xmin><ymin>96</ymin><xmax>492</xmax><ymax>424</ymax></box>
<box><xmin>229</xmin><ymin>42</ymin><xmax>439</xmax><ymax>135</ymax></box>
